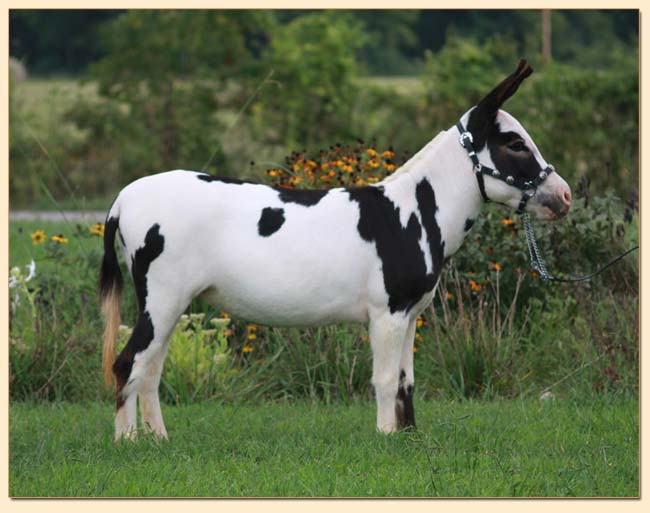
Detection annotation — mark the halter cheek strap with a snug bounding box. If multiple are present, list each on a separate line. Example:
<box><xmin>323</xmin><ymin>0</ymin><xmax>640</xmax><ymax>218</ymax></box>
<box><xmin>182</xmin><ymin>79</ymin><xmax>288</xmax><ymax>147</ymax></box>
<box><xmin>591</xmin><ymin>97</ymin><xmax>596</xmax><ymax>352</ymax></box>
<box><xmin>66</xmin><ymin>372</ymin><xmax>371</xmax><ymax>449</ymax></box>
<box><xmin>456</xmin><ymin>121</ymin><xmax>554</xmax><ymax>214</ymax></box>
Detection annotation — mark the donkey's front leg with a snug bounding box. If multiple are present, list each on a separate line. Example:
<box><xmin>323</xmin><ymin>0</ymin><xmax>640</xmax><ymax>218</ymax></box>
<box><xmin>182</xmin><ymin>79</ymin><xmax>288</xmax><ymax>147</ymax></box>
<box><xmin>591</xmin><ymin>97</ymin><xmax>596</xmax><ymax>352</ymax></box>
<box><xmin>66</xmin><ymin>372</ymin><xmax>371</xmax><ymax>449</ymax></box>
<box><xmin>395</xmin><ymin>317</ymin><xmax>417</xmax><ymax>429</ymax></box>
<box><xmin>369</xmin><ymin>313</ymin><xmax>411</xmax><ymax>433</ymax></box>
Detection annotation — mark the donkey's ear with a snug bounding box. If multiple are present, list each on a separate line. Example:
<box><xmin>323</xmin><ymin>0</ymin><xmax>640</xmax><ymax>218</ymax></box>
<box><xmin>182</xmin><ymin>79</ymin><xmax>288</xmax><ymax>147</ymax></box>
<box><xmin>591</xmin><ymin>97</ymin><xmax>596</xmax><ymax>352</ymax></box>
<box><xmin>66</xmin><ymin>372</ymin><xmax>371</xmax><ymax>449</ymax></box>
<box><xmin>475</xmin><ymin>58</ymin><xmax>534</xmax><ymax>118</ymax></box>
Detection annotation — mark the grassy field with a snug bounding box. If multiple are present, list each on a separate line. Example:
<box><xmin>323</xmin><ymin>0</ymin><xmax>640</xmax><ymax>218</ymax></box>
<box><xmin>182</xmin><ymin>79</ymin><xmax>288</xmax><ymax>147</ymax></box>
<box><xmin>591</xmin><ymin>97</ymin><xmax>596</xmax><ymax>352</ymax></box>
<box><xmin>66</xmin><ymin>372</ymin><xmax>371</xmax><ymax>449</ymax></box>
<box><xmin>9</xmin><ymin>396</ymin><xmax>638</xmax><ymax>497</ymax></box>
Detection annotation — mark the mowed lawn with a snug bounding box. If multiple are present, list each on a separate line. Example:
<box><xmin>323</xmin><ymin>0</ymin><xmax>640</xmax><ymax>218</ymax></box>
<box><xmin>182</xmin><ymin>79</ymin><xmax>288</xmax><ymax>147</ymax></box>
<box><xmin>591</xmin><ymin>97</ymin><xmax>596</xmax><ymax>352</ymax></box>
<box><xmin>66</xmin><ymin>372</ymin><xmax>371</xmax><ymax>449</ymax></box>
<box><xmin>10</xmin><ymin>396</ymin><xmax>638</xmax><ymax>497</ymax></box>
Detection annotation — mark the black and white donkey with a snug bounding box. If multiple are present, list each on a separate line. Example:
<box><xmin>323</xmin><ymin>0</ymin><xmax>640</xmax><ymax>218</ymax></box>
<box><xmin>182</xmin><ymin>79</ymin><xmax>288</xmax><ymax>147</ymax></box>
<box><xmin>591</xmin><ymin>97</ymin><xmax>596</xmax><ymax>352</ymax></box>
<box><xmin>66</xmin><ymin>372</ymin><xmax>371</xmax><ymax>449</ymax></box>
<box><xmin>100</xmin><ymin>59</ymin><xmax>571</xmax><ymax>441</ymax></box>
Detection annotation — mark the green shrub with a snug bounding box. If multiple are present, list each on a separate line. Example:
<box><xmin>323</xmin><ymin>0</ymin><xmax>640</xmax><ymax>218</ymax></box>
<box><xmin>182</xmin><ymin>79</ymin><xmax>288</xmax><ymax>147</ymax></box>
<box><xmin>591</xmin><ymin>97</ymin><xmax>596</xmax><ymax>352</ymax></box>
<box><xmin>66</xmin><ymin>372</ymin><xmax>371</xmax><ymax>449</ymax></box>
<box><xmin>253</xmin><ymin>11</ymin><xmax>367</xmax><ymax>147</ymax></box>
<box><xmin>66</xmin><ymin>10</ymin><xmax>275</xmax><ymax>188</ymax></box>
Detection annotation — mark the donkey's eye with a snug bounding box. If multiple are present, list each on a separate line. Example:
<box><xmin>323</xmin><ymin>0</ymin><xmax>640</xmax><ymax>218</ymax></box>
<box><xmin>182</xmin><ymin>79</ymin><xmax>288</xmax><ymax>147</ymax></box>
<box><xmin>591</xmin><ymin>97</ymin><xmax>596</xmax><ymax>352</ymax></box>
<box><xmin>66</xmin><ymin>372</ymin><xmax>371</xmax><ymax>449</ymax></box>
<box><xmin>508</xmin><ymin>141</ymin><xmax>527</xmax><ymax>152</ymax></box>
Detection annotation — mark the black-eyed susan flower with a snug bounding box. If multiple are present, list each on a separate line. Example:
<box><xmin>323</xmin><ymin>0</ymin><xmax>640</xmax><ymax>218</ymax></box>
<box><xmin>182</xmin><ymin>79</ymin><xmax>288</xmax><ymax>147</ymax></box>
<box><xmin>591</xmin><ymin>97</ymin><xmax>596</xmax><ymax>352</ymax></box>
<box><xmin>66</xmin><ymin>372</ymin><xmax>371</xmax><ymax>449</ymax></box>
<box><xmin>51</xmin><ymin>234</ymin><xmax>69</xmax><ymax>244</ymax></box>
<box><xmin>242</xmin><ymin>345</ymin><xmax>254</xmax><ymax>353</ymax></box>
<box><xmin>501</xmin><ymin>218</ymin><xmax>514</xmax><ymax>226</ymax></box>
<box><xmin>89</xmin><ymin>223</ymin><xmax>105</xmax><ymax>237</ymax></box>
<box><xmin>416</xmin><ymin>315</ymin><xmax>425</xmax><ymax>328</ymax></box>
<box><xmin>491</xmin><ymin>262</ymin><xmax>502</xmax><ymax>272</ymax></box>
<box><xmin>31</xmin><ymin>229</ymin><xmax>46</xmax><ymax>245</ymax></box>
<box><xmin>446</xmin><ymin>292</ymin><xmax>454</xmax><ymax>300</ymax></box>
<box><xmin>469</xmin><ymin>279</ymin><xmax>481</xmax><ymax>292</ymax></box>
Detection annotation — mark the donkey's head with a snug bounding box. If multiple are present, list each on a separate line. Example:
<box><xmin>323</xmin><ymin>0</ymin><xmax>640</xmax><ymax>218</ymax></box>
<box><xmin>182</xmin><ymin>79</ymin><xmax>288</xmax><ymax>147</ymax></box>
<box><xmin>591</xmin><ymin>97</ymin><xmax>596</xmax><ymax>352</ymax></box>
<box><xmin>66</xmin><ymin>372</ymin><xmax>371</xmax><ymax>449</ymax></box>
<box><xmin>459</xmin><ymin>59</ymin><xmax>571</xmax><ymax>220</ymax></box>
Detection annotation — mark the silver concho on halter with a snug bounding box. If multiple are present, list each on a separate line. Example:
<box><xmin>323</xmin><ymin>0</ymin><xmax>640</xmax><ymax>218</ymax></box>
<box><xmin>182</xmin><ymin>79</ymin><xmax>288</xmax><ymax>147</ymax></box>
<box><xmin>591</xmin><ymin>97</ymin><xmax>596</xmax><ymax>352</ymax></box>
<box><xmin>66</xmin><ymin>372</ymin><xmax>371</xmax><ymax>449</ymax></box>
<box><xmin>459</xmin><ymin>131</ymin><xmax>473</xmax><ymax>146</ymax></box>
<box><xmin>506</xmin><ymin>175</ymin><xmax>515</xmax><ymax>185</ymax></box>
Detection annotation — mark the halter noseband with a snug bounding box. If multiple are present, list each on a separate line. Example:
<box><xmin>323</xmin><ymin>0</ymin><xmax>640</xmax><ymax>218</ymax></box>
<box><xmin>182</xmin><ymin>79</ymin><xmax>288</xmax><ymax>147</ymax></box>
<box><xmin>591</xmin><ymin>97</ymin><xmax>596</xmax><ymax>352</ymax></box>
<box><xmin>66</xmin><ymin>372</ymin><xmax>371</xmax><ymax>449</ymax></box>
<box><xmin>456</xmin><ymin>121</ymin><xmax>554</xmax><ymax>214</ymax></box>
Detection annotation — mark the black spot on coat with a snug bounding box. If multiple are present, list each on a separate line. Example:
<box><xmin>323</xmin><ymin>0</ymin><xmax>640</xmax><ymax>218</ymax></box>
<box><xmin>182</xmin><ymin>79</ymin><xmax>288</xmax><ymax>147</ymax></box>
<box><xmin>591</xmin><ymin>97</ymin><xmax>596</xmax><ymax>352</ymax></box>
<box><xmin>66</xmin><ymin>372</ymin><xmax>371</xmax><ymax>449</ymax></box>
<box><xmin>348</xmin><ymin>179</ymin><xmax>445</xmax><ymax>313</ymax></box>
<box><xmin>274</xmin><ymin>187</ymin><xmax>328</xmax><ymax>207</ymax></box>
<box><xmin>258</xmin><ymin>207</ymin><xmax>285</xmax><ymax>236</ymax></box>
<box><xmin>396</xmin><ymin>369</ymin><xmax>416</xmax><ymax>428</ymax></box>
<box><xmin>464</xmin><ymin>218</ymin><xmax>475</xmax><ymax>232</ymax></box>
<box><xmin>113</xmin><ymin>224</ymin><xmax>165</xmax><ymax>408</ymax></box>
<box><xmin>197</xmin><ymin>174</ymin><xmax>256</xmax><ymax>185</ymax></box>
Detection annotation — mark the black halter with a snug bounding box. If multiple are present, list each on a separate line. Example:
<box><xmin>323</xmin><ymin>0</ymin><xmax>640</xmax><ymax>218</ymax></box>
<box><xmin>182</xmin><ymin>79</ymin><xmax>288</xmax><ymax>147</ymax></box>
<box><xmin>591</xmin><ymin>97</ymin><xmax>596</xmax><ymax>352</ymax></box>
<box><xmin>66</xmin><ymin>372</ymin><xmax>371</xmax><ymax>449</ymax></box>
<box><xmin>456</xmin><ymin>121</ymin><xmax>555</xmax><ymax>214</ymax></box>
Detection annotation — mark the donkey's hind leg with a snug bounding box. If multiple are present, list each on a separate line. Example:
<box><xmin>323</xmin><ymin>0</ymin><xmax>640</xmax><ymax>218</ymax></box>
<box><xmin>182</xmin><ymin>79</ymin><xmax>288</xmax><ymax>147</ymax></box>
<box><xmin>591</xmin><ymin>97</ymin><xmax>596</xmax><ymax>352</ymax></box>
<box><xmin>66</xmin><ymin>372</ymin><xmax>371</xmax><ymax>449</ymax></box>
<box><xmin>113</xmin><ymin>297</ymin><xmax>188</xmax><ymax>441</ymax></box>
<box><xmin>139</xmin><ymin>343</ymin><xmax>172</xmax><ymax>439</ymax></box>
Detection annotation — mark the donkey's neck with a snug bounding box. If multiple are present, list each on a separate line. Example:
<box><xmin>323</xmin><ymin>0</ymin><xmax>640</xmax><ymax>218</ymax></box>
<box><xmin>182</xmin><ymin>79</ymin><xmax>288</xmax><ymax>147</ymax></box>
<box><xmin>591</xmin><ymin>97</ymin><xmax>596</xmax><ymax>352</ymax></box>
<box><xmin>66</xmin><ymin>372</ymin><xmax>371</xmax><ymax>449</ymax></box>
<box><xmin>380</xmin><ymin>129</ymin><xmax>483</xmax><ymax>258</ymax></box>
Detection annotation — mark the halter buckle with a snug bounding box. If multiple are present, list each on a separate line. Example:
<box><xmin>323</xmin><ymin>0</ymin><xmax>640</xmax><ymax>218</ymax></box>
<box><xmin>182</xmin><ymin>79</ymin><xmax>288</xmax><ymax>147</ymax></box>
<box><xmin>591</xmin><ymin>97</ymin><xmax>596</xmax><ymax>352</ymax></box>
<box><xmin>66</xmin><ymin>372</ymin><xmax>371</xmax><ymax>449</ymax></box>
<box><xmin>459</xmin><ymin>131</ymin><xmax>473</xmax><ymax>146</ymax></box>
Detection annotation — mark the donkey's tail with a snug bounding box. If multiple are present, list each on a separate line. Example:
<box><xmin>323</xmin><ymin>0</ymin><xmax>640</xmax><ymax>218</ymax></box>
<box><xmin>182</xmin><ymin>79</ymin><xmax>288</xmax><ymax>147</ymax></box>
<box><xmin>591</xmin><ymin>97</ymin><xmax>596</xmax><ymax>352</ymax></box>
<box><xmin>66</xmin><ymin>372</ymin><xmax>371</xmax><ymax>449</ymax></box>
<box><xmin>99</xmin><ymin>207</ymin><xmax>124</xmax><ymax>387</ymax></box>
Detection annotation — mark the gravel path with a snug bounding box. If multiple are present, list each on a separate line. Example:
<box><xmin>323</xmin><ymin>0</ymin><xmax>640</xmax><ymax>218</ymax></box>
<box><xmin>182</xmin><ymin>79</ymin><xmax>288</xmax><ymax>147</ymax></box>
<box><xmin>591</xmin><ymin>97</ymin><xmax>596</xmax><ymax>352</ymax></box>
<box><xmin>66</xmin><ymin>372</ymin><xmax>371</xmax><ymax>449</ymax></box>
<box><xmin>10</xmin><ymin>211</ymin><xmax>106</xmax><ymax>222</ymax></box>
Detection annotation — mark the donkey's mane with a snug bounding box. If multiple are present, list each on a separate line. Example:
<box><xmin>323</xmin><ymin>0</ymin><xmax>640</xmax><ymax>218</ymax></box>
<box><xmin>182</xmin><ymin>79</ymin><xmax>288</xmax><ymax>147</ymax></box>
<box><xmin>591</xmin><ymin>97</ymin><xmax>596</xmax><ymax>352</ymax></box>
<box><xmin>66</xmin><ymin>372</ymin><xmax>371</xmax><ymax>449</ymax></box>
<box><xmin>380</xmin><ymin>130</ymin><xmax>447</xmax><ymax>184</ymax></box>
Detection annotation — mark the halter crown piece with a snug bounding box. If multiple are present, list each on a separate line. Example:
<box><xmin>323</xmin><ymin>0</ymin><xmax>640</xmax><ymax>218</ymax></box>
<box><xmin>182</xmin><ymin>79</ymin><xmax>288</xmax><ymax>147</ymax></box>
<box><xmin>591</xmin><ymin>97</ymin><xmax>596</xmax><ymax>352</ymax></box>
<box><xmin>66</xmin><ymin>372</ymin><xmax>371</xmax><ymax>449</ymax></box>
<box><xmin>456</xmin><ymin>121</ymin><xmax>555</xmax><ymax>214</ymax></box>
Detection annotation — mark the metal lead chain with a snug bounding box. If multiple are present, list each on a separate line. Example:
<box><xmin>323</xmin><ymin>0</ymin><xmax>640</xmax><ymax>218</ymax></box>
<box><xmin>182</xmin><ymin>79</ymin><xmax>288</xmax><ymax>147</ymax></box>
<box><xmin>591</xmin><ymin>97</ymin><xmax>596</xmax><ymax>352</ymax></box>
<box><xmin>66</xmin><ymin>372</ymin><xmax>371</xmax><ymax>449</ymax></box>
<box><xmin>522</xmin><ymin>212</ymin><xmax>551</xmax><ymax>280</ymax></box>
<box><xmin>520</xmin><ymin>212</ymin><xmax>638</xmax><ymax>284</ymax></box>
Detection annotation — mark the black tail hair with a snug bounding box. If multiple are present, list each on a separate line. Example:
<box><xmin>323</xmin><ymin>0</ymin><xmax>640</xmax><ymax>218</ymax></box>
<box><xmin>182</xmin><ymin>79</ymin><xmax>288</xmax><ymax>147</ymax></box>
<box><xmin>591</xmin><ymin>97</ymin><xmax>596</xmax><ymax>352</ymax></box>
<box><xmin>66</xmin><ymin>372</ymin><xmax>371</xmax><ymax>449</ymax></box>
<box><xmin>99</xmin><ymin>216</ymin><xmax>123</xmax><ymax>301</ymax></box>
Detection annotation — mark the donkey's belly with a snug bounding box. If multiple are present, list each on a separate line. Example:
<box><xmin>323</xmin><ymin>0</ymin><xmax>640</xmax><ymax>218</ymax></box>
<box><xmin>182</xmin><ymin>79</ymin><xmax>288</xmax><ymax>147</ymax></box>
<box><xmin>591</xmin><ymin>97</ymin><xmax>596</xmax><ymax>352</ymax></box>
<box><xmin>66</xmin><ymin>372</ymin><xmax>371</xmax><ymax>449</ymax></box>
<box><xmin>200</xmin><ymin>268</ymin><xmax>371</xmax><ymax>326</ymax></box>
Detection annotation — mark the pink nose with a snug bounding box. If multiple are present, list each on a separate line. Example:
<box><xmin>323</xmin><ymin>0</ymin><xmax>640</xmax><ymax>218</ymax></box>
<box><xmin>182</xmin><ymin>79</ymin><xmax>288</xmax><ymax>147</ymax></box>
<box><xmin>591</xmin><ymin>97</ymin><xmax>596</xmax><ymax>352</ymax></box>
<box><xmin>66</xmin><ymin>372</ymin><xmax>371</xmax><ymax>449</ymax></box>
<box><xmin>560</xmin><ymin>186</ymin><xmax>572</xmax><ymax>208</ymax></box>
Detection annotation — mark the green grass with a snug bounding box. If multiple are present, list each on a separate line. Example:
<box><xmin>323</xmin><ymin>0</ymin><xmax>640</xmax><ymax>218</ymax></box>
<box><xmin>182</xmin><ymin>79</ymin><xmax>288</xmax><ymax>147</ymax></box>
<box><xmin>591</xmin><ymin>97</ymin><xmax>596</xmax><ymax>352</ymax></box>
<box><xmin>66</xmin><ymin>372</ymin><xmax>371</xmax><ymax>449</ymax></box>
<box><xmin>10</xmin><ymin>396</ymin><xmax>638</xmax><ymax>497</ymax></box>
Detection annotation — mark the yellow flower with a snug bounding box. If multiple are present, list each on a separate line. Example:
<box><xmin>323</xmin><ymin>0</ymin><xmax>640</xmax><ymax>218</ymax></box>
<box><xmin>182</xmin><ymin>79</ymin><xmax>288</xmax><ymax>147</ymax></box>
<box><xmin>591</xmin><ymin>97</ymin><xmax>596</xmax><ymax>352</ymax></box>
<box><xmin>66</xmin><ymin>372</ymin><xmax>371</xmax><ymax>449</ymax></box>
<box><xmin>381</xmin><ymin>150</ymin><xmax>395</xmax><ymax>158</ymax></box>
<box><xmin>89</xmin><ymin>223</ymin><xmax>105</xmax><ymax>237</ymax></box>
<box><xmin>242</xmin><ymin>345</ymin><xmax>254</xmax><ymax>353</ymax></box>
<box><xmin>366</xmin><ymin>148</ymin><xmax>377</xmax><ymax>157</ymax></box>
<box><xmin>415</xmin><ymin>333</ymin><xmax>423</xmax><ymax>342</ymax></box>
<box><xmin>220</xmin><ymin>311</ymin><xmax>231</xmax><ymax>319</ymax></box>
<box><xmin>501</xmin><ymin>218</ymin><xmax>514</xmax><ymax>226</ymax></box>
<box><xmin>491</xmin><ymin>262</ymin><xmax>502</xmax><ymax>272</ymax></box>
<box><xmin>416</xmin><ymin>315</ymin><xmax>425</xmax><ymax>328</ymax></box>
<box><xmin>446</xmin><ymin>292</ymin><xmax>454</xmax><ymax>300</ymax></box>
<box><xmin>51</xmin><ymin>234</ymin><xmax>69</xmax><ymax>244</ymax></box>
<box><xmin>469</xmin><ymin>279</ymin><xmax>481</xmax><ymax>292</ymax></box>
<box><xmin>385</xmin><ymin>163</ymin><xmax>396</xmax><ymax>172</ymax></box>
<box><xmin>31</xmin><ymin>229</ymin><xmax>46</xmax><ymax>245</ymax></box>
<box><xmin>247</xmin><ymin>333</ymin><xmax>257</xmax><ymax>340</ymax></box>
<box><xmin>413</xmin><ymin>345</ymin><xmax>419</xmax><ymax>353</ymax></box>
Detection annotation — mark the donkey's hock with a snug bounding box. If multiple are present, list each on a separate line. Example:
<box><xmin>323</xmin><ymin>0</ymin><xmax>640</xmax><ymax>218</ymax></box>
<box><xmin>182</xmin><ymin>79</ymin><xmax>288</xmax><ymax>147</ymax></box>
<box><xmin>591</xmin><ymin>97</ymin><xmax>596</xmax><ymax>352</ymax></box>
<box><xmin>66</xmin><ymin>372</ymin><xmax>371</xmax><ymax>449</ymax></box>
<box><xmin>100</xmin><ymin>59</ymin><xmax>570</xmax><ymax>441</ymax></box>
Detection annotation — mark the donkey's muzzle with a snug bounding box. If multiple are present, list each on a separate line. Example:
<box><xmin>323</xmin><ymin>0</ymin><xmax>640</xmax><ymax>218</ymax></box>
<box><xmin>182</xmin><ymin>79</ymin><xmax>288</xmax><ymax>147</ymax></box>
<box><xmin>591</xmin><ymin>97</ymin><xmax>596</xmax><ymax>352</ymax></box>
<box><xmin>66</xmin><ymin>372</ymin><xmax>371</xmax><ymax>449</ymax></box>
<box><xmin>539</xmin><ymin>184</ymin><xmax>571</xmax><ymax>219</ymax></box>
